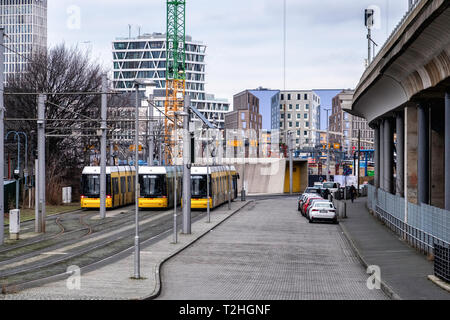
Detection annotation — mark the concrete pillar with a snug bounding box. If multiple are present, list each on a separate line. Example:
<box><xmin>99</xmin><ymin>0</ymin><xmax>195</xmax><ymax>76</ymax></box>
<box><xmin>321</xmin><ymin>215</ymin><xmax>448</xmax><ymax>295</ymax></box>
<box><xmin>379</xmin><ymin>120</ymin><xmax>385</xmax><ymax>191</ymax></box>
<box><xmin>384</xmin><ymin>118</ymin><xmax>394</xmax><ymax>194</ymax></box>
<box><xmin>445</xmin><ymin>92</ymin><xmax>450</xmax><ymax>210</ymax></box>
<box><xmin>430</xmin><ymin>103</ymin><xmax>445</xmax><ymax>209</ymax></box>
<box><xmin>405</xmin><ymin>105</ymin><xmax>418</xmax><ymax>204</ymax></box>
<box><xmin>418</xmin><ymin>103</ymin><xmax>430</xmax><ymax>205</ymax></box>
<box><xmin>396</xmin><ymin>111</ymin><xmax>405</xmax><ymax>197</ymax></box>
<box><xmin>374</xmin><ymin>123</ymin><xmax>380</xmax><ymax>190</ymax></box>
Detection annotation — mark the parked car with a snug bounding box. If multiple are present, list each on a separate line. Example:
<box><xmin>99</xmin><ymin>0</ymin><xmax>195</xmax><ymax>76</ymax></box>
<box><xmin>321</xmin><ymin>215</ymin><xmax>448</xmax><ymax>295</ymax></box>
<box><xmin>303</xmin><ymin>187</ymin><xmax>321</xmax><ymax>195</ymax></box>
<box><xmin>321</xmin><ymin>182</ymin><xmax>341</xmax><ymax>198</ymax></box>
<box><xmin>307</xmin><ymin>201</ymin><xmax>338</xmax><ymax>224</ymax></box>
<box><xmin>313</xmin><ymin>182</ymin><xmax>323</xmax><ymax>189</ymax></box>
<box><xmin>298</xmin><ymin>193</ymin><xmax>318</xmax><ymax>211</ymax></box>
<box><xmin>302</xmin><ymin>196</ymin><xmax>323</xmax><ymax>216</ymax></box>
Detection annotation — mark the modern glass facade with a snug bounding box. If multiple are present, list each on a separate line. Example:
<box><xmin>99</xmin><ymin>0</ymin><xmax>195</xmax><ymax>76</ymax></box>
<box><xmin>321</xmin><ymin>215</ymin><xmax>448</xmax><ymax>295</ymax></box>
<box><xmin>0</xmin><ymin>0</ymin><xmax>47</xmax><ymax>79</ymax></box>
<box><xmin>112</xmin><ymin>33</ymin><xmax>229</xmax><ymax>128</ymax></box>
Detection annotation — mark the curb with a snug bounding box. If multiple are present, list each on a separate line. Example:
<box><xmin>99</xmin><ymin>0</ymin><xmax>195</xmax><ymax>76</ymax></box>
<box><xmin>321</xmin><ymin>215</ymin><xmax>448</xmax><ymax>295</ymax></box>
<box><xmin>141</xmin><ymin>201</ymin><xmax>254</xmax><ymax>300</ymax></box>
<box><xmin>427</xmin><ymin>275</ymin><xmax>450</xmax><ymax>293</ymax></box>
<box><xmin>338</xmin><ymin>221</ymin><xmax>402</xmax><ymax>300</ymax></box>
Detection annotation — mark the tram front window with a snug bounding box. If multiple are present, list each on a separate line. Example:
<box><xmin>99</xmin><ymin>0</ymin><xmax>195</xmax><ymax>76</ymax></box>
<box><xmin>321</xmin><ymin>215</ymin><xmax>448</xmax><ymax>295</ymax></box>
<box><xmin>82</xmin><ymin>175</ymin><xmax>100</xmax><ymax>197</ymax></box>
<box><xmin>140</xmin><ymin>175</ymin><xmax>165</xmax><ymax>197</ymax></box>
<box><xmin>191</xmin><ymin>175</ymin><xmax>208</xmax><ymax>198</ymax></box>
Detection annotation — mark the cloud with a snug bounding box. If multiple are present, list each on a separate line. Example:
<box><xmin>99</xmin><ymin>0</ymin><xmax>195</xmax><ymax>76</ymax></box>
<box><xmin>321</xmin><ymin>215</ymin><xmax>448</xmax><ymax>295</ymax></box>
<box><xmin>48</xmin><ymin>0</ymin><xmax>408</xmax><ymax>102</ymax></box>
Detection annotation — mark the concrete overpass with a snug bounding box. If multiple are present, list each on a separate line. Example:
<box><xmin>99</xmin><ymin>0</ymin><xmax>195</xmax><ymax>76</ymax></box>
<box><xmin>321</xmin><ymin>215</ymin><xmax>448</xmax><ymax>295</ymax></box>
<box><xmin>349</xmin><ymin>0</ymin><xmax>450</xmax><ymax>210</ymax></box>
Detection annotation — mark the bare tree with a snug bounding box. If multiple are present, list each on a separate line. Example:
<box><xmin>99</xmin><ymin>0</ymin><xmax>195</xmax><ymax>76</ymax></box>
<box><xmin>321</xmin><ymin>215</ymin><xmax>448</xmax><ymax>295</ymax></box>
<box><xmin>4</xmin><ymin>44</ymin><xmax>104</xmax><ymax>204</ymax></box>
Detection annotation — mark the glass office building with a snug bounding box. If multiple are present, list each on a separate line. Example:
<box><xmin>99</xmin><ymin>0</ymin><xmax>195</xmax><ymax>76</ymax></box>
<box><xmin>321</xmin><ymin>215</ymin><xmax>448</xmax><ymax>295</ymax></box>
<box><xmin>0</xmin><ymin>0</ymin><xmax>47</xmax><ymax>79</ymax></box>
<box><xmin>112</xmin><ymin>32</ymin><xmax>230</xmax><ymax>128</ymax></box>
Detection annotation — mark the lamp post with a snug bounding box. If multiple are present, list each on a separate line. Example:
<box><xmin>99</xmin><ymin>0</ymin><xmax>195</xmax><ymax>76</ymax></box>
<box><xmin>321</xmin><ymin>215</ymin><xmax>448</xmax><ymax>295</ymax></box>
<box><xmin>132</xmin><ymin>78</ymin><xmax>156</xmax><ymax>279</ymax></box>
<box><xmin>324</xmin><ymin>108</ymin><xmax>331</xmax><ymax>182</ymax></box>
<box><xmin>5</xmin><ymin>131</ymin><xmax>28</xmax><ymax>210</ymax></box>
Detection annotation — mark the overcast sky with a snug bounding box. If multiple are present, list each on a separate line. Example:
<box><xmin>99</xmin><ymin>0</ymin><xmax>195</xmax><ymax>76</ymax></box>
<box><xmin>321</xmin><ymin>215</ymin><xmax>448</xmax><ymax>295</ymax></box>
<box><xmin>48</xmin><ymin>0</ymin><xmax>408</xmax><ymax>102</ymax></box>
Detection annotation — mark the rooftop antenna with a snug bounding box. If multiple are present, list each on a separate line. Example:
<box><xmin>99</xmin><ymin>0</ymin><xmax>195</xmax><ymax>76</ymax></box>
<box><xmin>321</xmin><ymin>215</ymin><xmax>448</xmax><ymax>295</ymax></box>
<box><xmin>138</xmin><ymin>25</ymin><xmax>141</xmax><ymax>37</ymax></box>
<box><xmin>364</xmin><ymin>9</ymin><xmax>378</xmax><ymax>66</ymax></box>
<box><xmin>128</xmin><ymin>24</ymin><xmax>132</xmax><ymax>38</ymax></box>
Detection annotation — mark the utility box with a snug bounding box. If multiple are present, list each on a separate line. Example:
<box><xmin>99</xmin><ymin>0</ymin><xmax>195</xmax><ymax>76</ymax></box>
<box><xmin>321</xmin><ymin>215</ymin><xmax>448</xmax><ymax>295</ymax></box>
<box><xmin>9</xmin><ymin>209</ymin><xmax>20</xmax><ymax>240</ymax></box>
<box><xmin>62</xmin><ymin>187</ymin><xmax>72</xmax><ymax>204</ymax></box>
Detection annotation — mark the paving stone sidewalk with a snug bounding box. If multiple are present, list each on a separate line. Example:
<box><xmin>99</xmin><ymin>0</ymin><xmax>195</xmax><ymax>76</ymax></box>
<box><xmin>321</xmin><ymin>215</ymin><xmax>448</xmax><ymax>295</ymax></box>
<box><xmin>0</xmin><ymin>201</ymin><xmax>249</xmax><ymax>300</ymax></box>
<box><xmin>340</xmin><ymin>198</ymin><xmax>450</xmax><ymax>300</ymax></box>
<box><xmin>156</xmin><ymin>198</ymin><xmax>388</xmax><ymax>300</ymax></box>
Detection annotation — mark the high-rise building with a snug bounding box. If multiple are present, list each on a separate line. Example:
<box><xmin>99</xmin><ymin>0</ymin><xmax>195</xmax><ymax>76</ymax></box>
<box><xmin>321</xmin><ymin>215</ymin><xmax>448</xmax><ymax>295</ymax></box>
<box><xmin>224</xmin><ymin>90</ymin><xmax>261</xmax><ymax>131</ymax></box>
<box><xmin>112</xmin><ymin>32</ymin><xmax>230</xmax><ymax>128</ymax></box>
<box><xmin>329</xmin><ymin>89</ymin><xmax>374</xmax><ymax>158</ymax></box>
<box><xmin>277</xmin><ymin>90</ymin><xmax>321</xmax><ymax>149</ymax></box>
<box><xmin>0</xmin><ymin>0</ymin><xmax>47</xmax><ymax>79</ymax></box>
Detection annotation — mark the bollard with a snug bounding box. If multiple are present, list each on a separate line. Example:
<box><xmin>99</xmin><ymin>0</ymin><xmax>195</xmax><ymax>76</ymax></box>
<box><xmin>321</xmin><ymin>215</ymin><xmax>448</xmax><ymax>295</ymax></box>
<box><xmin>9</xmin><ymin>209</ymin><xmax>20</xmax><ymax>240</ymax></box>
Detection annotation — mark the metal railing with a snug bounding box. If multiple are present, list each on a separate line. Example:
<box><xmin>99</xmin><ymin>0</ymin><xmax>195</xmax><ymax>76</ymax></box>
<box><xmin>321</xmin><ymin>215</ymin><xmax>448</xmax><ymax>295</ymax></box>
<box><xmin>367</xmin><ymin>185</ymin><xmax>450</xmax><ymax>256</ymax></box>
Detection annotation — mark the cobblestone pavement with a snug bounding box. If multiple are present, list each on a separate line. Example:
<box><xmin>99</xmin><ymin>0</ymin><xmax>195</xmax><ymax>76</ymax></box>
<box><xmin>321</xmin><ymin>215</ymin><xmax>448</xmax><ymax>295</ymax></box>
<box><xmin>157</xmin><ymin>198</ymin><xmax>388</xmax><ymax>300</ymax></box>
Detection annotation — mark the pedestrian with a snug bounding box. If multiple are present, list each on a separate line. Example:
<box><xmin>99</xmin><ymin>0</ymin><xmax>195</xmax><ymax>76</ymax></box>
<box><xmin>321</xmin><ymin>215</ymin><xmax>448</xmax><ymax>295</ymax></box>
<box><xmin>350</xmin><ymin>185</ymin><xmax>356</xmax><ymax>203</ymax></box>
<box><xmin>322</xmin><ymin>188</ymin><xmax>330</xmax><ymax>201</ymax></box>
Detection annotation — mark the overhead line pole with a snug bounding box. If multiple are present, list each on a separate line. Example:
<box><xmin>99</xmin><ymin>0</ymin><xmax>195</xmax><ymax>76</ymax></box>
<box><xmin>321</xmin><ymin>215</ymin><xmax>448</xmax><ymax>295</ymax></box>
<box><xmin>0</xmin><ymin>28</ymin><xmax>5</xmax><ymax>245</ymax></box>
<box><xmin>37</xmin><ymin>94</ymin><xmax>46</xmax><ymax>233</ymax></box>
<box><xmin>100</xmin><ymin>74</ymin><xmax>107</xmax><ymax>220</ymax></box>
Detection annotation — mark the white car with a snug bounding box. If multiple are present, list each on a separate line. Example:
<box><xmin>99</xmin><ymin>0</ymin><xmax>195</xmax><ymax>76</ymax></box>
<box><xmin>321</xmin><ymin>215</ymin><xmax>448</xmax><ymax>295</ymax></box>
<box><xmin>307</xmin><ymin>201</ymin><xmax>338</xmax><ymax>224</ymax></box>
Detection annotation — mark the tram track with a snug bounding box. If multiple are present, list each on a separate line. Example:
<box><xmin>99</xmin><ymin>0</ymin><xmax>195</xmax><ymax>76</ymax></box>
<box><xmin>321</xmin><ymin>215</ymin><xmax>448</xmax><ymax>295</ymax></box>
<box><xmin>0</xmin><ymin>208</ymin><xmax>208</xmax><ymax>293</ymax></box>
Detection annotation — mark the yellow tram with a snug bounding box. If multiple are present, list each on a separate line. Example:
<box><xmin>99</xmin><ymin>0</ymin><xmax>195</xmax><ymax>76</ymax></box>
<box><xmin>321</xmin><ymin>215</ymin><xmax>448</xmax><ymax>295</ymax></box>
<box><xmin>80</xmin><ymin>166</ymin><xmax>136</xmax><ymax>209</ymax></box>
<box><xmin>137</xmin><ymin>165</ymin><xmax>239</xmax><ymax>210</ymax></box>
<box><xmin>190</xmin><ymin>166</ymin><xmax>239</xmax><ymax>209</ymax></box>
<box><xmin>138</xmin><ymin>166</ymin><xmax>182</xmax><ymax>209</ymax></box>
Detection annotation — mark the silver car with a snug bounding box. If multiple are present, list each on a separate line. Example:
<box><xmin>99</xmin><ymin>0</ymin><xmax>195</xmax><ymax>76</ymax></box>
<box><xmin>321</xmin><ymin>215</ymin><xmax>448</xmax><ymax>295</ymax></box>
<box><xmin>307</xmin><ymin>201</ymin><xmax>338</xmax><ymax>224</ymax></box>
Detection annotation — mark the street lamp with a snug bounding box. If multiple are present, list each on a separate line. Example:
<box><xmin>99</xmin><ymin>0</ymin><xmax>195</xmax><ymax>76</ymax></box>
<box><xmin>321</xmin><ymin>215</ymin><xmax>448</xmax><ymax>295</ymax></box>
<box><xmin>324</xmin><ymin>108</ymin><xmax>332</xmax><ymax>182</ymax></box>
<box><xmin>5</xmin><ymin>131</ymin><xmax>28</xmax><ymax>210</ymax></box>
<box><xmin>132</xmin><ymin>78</ymin><xmax>156</xmax><ymax>280</ymax></box>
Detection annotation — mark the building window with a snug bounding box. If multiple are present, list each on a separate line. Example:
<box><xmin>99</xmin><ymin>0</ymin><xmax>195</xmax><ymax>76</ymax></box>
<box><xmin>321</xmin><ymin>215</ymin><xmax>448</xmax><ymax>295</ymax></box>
<box><xmin>241</xmin><ymin>112</ymin><xmax>245</xmax><ymax>120</ymax></box>
<box><xmin>289</xmin><ymin>104</ymin><xmax>293</xmax><ymax>110</ymax></box>
<box><xmin>304</xmin><ymin>131</ymin><xmax>308</xmax><ymax>136</ymax></box>
<box><xmin>242</xmin><ymin>122</ymin><xmax>247</xmax><ymax>129</ymax></box>
<box><xmin>305</xmin><ymin>104</ymin><xmax>309</xmax><ymax>110</ymax></box>
<box><xmin>304</xmin><ymin>94</ymin><xmax>308</xmax><ymax>100</ymax></box>
<box><xmin>281</xmin><ymin>94</ymin><xmax>284</xmax><ymax>100</ymax></box>
<box><xmin>304</xmin><ymin>114</ymin><xmax>308</xmax><ymax>119</ymax></box>
<box><xmin>297</xmin><ymin>114</ymin><xmax>301</xmax><ymax>119</ymax></box>
<box><xmin>297</xmin><ymin>94</ymin><xmax>301</xmax><ymax>100</ymax></box>
<box><xmin>296</xmin><ymin>122</ymin><xmax>300</xmax><ymax>127</ymax></box>
<box><xmin>296</xmin><ymin>104</ymin><xmax>300</xmax><ymax>110</ymax></box>
<box><xmin>305</xmin><ymin>121</ymin><xmax>309</xmax><ymax>127</ymax></box>
<box><xmin>288</xmin><ymin>94</ymin><xmax>291</xmax><ymax>100</ymax></box>
<box><xmin>289</xmin><ymin>122</ymin><xmax>293</xmax><ymax>128</ymax></box>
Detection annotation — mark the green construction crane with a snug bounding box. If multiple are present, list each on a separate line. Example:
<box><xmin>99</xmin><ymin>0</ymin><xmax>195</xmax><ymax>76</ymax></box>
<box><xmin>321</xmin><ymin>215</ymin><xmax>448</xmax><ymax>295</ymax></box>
<box><xmin>166</xmin><ymin>0</ymin><xmax>186</xmax><ymax>81</ymax></box>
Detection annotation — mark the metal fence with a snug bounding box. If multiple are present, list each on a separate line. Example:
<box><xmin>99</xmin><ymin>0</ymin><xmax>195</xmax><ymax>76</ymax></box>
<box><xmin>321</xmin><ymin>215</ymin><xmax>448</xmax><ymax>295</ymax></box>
<box><xmin>367</xmin><ymin>185</ymin><xmax>450</xmax><ymax>255</ymax></box>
